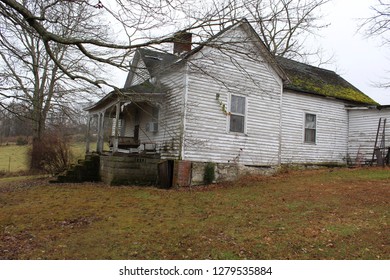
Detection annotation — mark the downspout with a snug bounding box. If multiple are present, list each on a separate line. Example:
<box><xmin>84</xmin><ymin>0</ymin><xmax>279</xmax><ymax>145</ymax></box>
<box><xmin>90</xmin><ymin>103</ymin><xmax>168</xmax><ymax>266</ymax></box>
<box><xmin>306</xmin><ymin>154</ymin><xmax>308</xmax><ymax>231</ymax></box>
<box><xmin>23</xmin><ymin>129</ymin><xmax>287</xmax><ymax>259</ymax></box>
<box><xmin>113</xmin><ymin>102</ymin><xmax>121</xmax><ymax>153</ymax></box>
<box><xmin>278</xmin><ymin>81</ymin><xmax>283</xmax><ymax>165</ymax></box>
<box><xmin>86</xmin><ymin>115</ymin><xmax>91</xmax><ymax>154</ymax></box>
<box><xmin>346</xmin><ymin>106</ymin><xmax>350</xmax><ymax>164</ymax></box>
<box><xmin>98</xmin><ymin>110</ymin><xmax>106</xmax><ymax>154</ymax></box>
<box><xmin>179</xmin><ymin>62</ymin><xmax>189</xmax><ymax>160</ymax></box>
<box><xmin>96</xmin><ymin>113</ymin><xmax>102</xmax><ymax>153</ymax></box>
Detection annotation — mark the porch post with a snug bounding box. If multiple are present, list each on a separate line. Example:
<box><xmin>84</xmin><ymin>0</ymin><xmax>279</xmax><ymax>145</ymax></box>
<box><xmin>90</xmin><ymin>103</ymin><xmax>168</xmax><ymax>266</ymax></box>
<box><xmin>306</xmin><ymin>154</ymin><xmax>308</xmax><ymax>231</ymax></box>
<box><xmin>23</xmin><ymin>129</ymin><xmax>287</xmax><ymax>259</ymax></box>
<box><xmin>100</xmin><ymin>110</ymin><xmax>106</xmax><ymax>153</ymax></box>
<box><xmin>86</xmin><ymin>115</ymin><xmax>91</xmax><ymax>154</ymax></box>
<box><xmin>96</xmin><ymin>113</ymin><xmax>101</xmax><ymax>153</ymax></box>
<box><xmin>113</xmin><ymin>102</ymin><xmax>120</xmax><ymax>152</ymax></box>
<box><xmin>98</xmin><ymin>111</ymin><xmax>106</xmax><ymax>153</ymax></box>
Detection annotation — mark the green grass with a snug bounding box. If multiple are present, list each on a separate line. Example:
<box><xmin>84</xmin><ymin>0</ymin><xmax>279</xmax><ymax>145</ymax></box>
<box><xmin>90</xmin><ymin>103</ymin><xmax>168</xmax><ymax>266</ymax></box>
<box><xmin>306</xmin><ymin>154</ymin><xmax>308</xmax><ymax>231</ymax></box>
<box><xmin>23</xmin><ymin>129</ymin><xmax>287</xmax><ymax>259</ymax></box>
<box><xmin>0</xmin><ymin>168</ymin><xmax>389</xmax><ymax>260</ymax></box>
<box><xmin>0</xmin><ymin>145</ymin><xmax>29</xmax><ymax>172</ymax></box>
<box><xmin>0</xmin><ymin>142</ymin><xmax>97</xmax><ymax>173</ymax></box>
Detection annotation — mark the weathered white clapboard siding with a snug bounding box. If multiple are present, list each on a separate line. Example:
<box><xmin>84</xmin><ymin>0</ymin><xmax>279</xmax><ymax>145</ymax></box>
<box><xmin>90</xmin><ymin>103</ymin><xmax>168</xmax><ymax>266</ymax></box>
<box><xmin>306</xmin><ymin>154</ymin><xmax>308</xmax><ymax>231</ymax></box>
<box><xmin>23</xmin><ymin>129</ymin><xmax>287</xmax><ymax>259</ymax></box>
<box><xmin>347</xmin><ymin>108</ymin><xmax>390</xmax><ymax>164</ymax></box>
<box><xmin>130</xmin><ymin>58</ymin><xmax>149</xmax><ymax>86</ymax></box>
<box><xmin>182</xmin><ymin>29</ymin><xmax>283</xmax><ymax>165</ymax></box>
<box><xmin>153</xmin><ymin>67</ymin><xmax>186</xmax><ymax>158</ymax></box>
<box><xmin>281</xmin><ymin>91</ymin><xmax>349</xmax><ymax>164</ymax></box>
<box><xmin>122</xmin><ymin>66</ymin><xmax>185</xmax><ymax>158</ymax></box>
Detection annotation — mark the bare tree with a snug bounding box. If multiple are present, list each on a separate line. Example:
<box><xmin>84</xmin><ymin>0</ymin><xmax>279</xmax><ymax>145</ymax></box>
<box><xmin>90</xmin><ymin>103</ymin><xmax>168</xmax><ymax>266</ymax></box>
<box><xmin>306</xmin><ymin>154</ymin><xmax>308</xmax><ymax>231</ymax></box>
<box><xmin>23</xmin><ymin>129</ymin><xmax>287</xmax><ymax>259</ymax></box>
<box><xmin>0</xmin><ymin>103</ymin><xmax>32</xmax><ymax>141</ymax></box>
<box><xmin>1</xmin><ymin>0</ymin><xmax>331</xmax><ymax>87</ymax></box>
<box><xmin>360</xmin><ymin>0</ymin><xmax>390</xmax><ymax>88</ymax></box>
<box><xmin>189</xmin><ymin>0</ymin><xmax>330</xmax><ymax>60</ymax></box>
<box><xmin>0</xmin><ymin>0</ymin><xmax>109</xmax><ymax>169</ymax></box>
<box><xmin>0</xmin><ymin>0</ymin><xmax>202</xmax><ymax>87</ymax></box>
<box><xmin>362</xmin><ymin>0</ymin><xmax>390</xmax><ymax>45</ymax></box>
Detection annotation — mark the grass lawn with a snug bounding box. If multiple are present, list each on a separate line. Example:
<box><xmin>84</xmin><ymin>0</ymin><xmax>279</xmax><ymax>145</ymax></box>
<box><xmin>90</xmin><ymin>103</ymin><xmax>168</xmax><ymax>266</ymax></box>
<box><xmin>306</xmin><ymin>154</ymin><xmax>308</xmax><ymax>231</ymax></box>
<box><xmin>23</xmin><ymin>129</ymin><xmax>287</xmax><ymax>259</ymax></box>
<box><xmin>0</xmin><ymin>145</ymin><xmax>29</xmax><ymax>173</ymax></box>
<box><xmin>0</xmin><ymin>142</ymin><xmax>94</xmax><ymax>173</ymax></box>
<box><xmin>0</xmin><ymin>168</ymin><xmax>389</xmax><ymax>260</ymax></box>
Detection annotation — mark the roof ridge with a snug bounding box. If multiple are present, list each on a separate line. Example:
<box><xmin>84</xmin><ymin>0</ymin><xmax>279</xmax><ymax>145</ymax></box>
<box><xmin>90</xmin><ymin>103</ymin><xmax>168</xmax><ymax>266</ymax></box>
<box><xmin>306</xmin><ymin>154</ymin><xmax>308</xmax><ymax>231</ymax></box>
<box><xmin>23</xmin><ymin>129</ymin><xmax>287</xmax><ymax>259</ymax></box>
<box><xmin>138</xmin><ymin>47</ymin><xmax>178</xmax><ymax>58</ymax></box>
<box><xmin>275</xmin><ymin>56</ymin><xmax>336</xmax><ymax>75</ymax></box>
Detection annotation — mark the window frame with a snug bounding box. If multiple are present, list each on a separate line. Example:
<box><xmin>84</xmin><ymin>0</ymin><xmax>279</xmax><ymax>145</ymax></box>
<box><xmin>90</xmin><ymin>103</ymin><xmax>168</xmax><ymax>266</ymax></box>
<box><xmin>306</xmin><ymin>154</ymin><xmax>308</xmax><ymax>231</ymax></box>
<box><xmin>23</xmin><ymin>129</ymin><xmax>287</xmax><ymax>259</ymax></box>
<box><xmin>304</xmin><ymin>113</ymin><xmax>317</xmax><ymax>144</ymax></box>
<box><xmin>229</xmin><ymin>94</ymin><xmax>247</xmax><ymax>134</ymax></box>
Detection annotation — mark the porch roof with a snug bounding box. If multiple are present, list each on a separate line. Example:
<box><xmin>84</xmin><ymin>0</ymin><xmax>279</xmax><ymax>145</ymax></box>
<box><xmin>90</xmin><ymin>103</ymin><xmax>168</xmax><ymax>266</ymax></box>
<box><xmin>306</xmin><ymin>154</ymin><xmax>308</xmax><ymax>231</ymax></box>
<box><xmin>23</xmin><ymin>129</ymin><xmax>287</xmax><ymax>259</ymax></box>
<box><xmin>84</xmin><ymin>81</ymin><xmax>166</xmax><ymax>113</ymax></box>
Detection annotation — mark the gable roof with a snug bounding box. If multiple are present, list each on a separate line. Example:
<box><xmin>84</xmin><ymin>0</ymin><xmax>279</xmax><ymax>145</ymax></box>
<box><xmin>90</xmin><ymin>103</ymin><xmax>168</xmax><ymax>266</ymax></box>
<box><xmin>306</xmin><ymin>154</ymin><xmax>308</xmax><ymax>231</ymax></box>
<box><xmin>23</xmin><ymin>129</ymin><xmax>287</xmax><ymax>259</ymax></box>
<box><xmin>138</xmin><ymin>48</ymin><xmax>179</xmax><ymax>76</ymax></box>
<box><xmin>124</xmin><ymin>48</ymin><xmax>179</xmax><ymax>88</ymax></box>
<box><xmin>276</xmin><ymin>56</ymin><xmax>377</xmax><ymax>105</ymax></box>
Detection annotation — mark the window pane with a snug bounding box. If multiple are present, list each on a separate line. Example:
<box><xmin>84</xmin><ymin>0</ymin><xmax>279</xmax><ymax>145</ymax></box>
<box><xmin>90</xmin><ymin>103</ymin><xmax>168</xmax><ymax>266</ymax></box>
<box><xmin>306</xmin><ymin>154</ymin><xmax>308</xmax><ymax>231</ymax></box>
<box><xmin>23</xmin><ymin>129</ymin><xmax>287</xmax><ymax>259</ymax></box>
<box><xmin>305</xmin><ymin>128</ymin><xmax>316</xmax><ymax>143</ymax></box>
<box><xmin>231</xmin><ymin>95</ymin><xmax>245</xmax><ymax>115</ymax></box>
<box><xmin>230</xmin><ymin>115</ymin><xmax>244</xmax><ymax>133</ymax></box>
<box><xmin>304</xmin><ymin>114</ymin><xmax>316</xmax><ymax>143</ymax></box>
<box><xmin>305</xmin><ymin>114</ymin><xmax>316</xmax><ymax>129</ymax></box>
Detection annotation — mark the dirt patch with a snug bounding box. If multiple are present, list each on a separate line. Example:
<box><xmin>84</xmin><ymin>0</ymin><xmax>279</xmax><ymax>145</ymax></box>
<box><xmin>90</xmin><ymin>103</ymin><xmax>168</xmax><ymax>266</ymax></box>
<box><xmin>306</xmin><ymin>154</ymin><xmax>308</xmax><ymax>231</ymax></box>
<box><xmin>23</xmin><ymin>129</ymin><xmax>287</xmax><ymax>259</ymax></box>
<box><xmin>0</xmin><ymin>176</ymin><xmax>50</xmax><ymax>191</ymax></box>
<box><xmin>58</xmin><ymin>216</ymin><xmax>102</xmax><ymax>229</ymax></box>
<box><xmin>0</xmin><ymin>229</ymin><xmax>41</xmax><ymax>260</ymax></box>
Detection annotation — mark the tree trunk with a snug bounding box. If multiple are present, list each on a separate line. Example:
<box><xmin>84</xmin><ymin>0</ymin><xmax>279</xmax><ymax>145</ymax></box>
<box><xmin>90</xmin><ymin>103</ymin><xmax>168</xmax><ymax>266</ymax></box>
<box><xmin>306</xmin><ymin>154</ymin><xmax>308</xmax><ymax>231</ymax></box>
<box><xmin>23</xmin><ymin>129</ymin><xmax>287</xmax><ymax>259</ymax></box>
<box><xmin>29</xmin><ymin>113</ymin><xmax>45</xmax><ymax>171</ymax></box>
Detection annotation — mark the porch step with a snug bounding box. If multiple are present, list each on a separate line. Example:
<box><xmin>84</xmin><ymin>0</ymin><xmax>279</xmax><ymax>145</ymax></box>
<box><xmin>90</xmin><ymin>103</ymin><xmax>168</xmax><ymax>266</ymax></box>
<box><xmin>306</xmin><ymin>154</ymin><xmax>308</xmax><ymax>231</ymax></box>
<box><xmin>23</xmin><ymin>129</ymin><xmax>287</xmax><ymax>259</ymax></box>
<box><xmin>53</xmin><ymin>154</ymin><xmax>100</xmax><ymax>183</ymax></box>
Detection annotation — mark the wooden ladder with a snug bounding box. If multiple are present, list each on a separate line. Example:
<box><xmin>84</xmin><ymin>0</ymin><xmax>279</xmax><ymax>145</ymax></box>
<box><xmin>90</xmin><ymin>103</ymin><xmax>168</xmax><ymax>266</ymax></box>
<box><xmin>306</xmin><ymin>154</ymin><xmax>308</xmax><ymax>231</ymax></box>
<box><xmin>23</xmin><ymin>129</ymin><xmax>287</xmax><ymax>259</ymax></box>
<box><xmin>372</xmin><ymin>117</ymin><xmax>387</xmax><ymax>166</ymax></box>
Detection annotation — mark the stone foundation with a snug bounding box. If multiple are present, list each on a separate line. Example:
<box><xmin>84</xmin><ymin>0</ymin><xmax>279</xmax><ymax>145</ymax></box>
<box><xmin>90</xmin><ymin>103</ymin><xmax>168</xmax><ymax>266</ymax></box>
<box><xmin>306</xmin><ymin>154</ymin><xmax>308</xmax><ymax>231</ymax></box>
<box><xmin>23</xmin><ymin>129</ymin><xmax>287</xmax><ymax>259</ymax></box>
<box><xmin>99</xmin><ymin>155</ymin><xmax>277</xmax><ymax>187</ymax></box>
<box><xmin>100</xmin><ymin>154</ymin><xmax>160</xmax><ymax>185</ymax></box>
<box><xmin>188</xmin><ymin>162</ymin><xmax>277</xmax><ymax>186</ymax></box>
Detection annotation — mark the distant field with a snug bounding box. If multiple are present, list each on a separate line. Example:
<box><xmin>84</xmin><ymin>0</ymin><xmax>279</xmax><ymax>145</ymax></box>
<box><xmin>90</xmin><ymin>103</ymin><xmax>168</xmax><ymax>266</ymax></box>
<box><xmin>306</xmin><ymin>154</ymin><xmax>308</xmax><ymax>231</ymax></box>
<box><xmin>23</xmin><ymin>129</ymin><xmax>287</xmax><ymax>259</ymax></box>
<box><xmin>0</xmin><ymin>145</ymin><xmax>29</xmax><ymax>172</ymax></box>
<box><xmin>0</xmin><ymin>142</ymin><xmax>92</xmax><ymax>173</ymax></box>
<box><xmin>0</xmin><ymin>168</ymin><xmax>388</xmax><ymax>260</ymax></box>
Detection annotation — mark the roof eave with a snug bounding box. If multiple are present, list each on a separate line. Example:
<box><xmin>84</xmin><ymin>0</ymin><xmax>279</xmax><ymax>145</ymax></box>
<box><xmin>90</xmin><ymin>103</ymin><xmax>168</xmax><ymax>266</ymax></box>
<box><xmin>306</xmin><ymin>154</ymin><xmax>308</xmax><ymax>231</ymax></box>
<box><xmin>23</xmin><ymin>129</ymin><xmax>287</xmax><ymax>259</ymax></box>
<box><xmin>284</xmin><ymin>86</ymin><xmax>378</xmax><ymax>106</ymax></box>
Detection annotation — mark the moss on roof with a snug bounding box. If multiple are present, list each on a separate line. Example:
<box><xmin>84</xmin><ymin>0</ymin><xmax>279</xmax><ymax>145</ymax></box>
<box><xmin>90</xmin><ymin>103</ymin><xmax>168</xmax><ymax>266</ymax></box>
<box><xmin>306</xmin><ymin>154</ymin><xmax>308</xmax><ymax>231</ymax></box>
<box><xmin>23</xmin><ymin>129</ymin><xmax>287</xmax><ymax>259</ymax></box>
<box><xmin>276</xmin><ymin>56</ymin><xmax>378</xmax><ymax>105</ymax></box>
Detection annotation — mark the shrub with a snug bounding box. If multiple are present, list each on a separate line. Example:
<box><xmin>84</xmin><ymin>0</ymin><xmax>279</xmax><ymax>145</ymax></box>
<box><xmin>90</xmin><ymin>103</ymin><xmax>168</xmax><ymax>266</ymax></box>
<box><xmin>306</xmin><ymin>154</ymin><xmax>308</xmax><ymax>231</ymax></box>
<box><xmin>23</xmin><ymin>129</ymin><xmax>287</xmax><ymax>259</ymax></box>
<box><xmin>29</xmin><ymin>131</ymin><xmax>72</xmax><ymax>174</ymax></box>
<box><xmin>16</xmin><ymin>137</ymin><xmax>29</xmax><ymax>146</ymax></box>
<box><xmin>203</xmin><ymin>162</ymin><xmax>216</xmax><ymax>184</ymax></box>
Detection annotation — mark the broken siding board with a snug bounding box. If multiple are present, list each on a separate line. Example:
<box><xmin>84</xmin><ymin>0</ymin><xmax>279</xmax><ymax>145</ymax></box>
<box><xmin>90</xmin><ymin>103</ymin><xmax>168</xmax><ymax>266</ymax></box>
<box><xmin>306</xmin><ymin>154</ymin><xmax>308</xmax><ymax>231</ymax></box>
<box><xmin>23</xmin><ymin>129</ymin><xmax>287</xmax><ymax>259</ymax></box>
<box><xmin>281</xmin><ymin>91</ymin><xmax>349</xmax><ymax>164</ymax></box>
<box><xmin>348</xmin><ymin>108</ymin><xmax>390</xmax><ymax>164</ymax></box>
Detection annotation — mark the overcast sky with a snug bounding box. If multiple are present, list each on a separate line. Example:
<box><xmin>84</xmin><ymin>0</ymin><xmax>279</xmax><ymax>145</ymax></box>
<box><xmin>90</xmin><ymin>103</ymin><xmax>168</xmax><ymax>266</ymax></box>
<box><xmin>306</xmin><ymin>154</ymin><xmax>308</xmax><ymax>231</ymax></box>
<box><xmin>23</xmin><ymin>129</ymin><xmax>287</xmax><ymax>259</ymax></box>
<box><xmin>317</xmin><ymin>0</ymin><xmax>390</xmax><ymax>104</ymax></box>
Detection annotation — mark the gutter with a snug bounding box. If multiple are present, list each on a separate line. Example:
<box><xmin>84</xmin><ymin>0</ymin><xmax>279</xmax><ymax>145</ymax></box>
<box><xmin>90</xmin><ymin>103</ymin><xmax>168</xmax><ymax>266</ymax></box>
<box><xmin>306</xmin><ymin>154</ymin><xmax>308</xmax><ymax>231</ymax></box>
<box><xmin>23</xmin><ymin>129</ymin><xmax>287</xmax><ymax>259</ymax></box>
<box><xmin>278</xmin><ymin>80</ymin><xmax>283</xmax><ymax>165</ymax></box>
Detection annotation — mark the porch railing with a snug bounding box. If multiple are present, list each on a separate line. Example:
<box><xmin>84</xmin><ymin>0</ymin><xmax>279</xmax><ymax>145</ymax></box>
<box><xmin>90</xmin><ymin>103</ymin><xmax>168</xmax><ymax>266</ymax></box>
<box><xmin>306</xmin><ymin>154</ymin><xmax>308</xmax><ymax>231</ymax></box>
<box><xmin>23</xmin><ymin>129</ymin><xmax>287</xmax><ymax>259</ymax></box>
<box><xmin>109</xmin><ymin>136</ymin><xmax>140</xmax><ymax>149</ymax></box>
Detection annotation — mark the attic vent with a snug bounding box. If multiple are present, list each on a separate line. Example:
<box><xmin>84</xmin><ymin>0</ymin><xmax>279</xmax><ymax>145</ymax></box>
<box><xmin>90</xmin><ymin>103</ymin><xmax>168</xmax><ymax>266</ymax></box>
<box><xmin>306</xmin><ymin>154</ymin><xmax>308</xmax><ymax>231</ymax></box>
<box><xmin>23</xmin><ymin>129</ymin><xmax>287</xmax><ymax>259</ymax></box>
<box><xmin>144</xmin><ymin>55</ymin><xmax>163</xmax><ymax>61</ymax></box>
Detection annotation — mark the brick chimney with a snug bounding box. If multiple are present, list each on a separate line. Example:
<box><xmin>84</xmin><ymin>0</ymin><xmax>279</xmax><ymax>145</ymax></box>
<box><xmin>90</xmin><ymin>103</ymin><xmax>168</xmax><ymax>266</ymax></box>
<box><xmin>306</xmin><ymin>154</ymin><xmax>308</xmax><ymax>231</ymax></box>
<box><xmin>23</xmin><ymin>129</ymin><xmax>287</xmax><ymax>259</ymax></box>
<box><xmin>173</xmin><ymin>31</ymin><xmax>192</xmax><ymax>55</ymax></box>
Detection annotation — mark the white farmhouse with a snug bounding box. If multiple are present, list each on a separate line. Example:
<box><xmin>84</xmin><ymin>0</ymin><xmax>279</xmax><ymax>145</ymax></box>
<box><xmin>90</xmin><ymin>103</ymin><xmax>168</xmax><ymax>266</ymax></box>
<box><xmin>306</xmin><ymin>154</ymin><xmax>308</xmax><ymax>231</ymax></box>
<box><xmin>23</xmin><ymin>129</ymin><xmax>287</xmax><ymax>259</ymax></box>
<box><xmin>84</xmin><ymin>19</ymin><xmax>390</xmax><ymax>186</ymax></box>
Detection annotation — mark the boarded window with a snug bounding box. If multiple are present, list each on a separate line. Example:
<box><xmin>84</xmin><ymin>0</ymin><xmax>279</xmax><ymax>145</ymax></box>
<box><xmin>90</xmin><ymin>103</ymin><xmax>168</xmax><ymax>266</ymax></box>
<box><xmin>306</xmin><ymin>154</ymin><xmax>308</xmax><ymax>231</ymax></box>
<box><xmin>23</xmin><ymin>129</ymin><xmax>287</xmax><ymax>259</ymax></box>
<box><xmin>230</xmin><ymin>95</ymin><xmax>246</xmax><ymax>133</ymax></box>
<box><xmin>304</xmin><ymin>113</ymin><xmax>316</xmax><ymax>143</ymax></box>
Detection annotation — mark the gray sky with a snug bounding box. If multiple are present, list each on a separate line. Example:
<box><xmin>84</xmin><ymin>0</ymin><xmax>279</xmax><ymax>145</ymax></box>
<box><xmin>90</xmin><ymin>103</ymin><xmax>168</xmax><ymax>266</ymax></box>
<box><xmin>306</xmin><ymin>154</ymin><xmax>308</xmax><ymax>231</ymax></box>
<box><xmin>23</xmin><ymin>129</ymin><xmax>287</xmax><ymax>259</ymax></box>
<box><xmin>317</xmin><ymin>0</ymin><xmax>390</xmax><ymax>104</ymax></box>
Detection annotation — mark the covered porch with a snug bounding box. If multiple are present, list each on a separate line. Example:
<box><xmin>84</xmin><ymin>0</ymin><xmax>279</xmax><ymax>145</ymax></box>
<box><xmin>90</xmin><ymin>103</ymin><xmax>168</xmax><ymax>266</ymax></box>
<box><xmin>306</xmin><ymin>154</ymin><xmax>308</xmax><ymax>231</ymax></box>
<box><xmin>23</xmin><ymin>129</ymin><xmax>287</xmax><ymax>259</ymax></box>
<box><xmin>84</xmin><ymin>83</ymin><xmax>165</xmax><ymax>156</ymax></box>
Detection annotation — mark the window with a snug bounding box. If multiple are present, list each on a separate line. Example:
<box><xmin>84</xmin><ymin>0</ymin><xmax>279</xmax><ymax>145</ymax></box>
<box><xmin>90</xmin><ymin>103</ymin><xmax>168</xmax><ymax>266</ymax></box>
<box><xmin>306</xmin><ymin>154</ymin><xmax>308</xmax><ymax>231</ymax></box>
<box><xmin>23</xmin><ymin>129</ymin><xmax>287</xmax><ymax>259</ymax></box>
<box><xmin>304</xmin><ymin>113</ymin><xmax>316</xmax><ymax>143</ymax></box>
<box><xmin>230</xmin><ymin>95</ymin><xmax>246</xmax><ymax>133</ymax></box>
